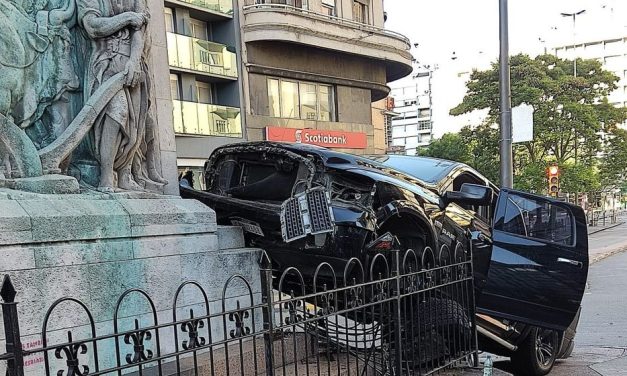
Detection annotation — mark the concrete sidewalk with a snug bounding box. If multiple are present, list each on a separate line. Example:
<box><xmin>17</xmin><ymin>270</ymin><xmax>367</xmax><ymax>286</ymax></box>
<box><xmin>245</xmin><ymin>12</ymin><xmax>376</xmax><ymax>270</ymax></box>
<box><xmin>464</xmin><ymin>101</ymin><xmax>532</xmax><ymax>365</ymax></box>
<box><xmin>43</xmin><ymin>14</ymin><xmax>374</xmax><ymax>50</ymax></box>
<box><xmin>588</xmin><ymin>220</ymin><xmax>627</xmax><ymax>264</ymax></box>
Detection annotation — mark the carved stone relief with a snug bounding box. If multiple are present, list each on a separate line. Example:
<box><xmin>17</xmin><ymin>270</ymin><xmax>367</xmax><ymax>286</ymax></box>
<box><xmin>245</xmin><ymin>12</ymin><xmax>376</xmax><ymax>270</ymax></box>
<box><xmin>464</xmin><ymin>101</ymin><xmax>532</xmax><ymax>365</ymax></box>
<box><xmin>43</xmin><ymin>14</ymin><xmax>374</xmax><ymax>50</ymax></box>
<box><xmin>0</xmin><ymin>0</ymin><xmax>167</xmax><ymax>193</ymax></box>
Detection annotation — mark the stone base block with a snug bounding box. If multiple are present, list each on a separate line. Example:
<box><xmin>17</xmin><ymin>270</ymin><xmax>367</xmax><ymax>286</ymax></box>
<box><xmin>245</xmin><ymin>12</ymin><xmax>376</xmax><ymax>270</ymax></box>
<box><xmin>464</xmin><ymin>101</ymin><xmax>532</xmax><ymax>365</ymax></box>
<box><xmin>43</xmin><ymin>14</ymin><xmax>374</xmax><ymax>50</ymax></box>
<box><xmin>1</xmin><ymin>174</ymin><xmax>80</xmax><ymax>194</ymax></box>
<box><xmin>0</xmin><ymin>189</ymin><xmax>261</xmax><ymax>362</ymax></box>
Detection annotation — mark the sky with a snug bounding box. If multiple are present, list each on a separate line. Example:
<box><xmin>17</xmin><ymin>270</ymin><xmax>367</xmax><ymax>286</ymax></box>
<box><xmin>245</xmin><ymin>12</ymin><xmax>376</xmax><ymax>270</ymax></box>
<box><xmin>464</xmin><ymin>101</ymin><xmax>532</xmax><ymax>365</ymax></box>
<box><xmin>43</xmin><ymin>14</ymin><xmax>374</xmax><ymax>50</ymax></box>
<box><xmin>383</xmin><ymin>0</ymin><xmax>627</xmax><ymax>137</ymax></box>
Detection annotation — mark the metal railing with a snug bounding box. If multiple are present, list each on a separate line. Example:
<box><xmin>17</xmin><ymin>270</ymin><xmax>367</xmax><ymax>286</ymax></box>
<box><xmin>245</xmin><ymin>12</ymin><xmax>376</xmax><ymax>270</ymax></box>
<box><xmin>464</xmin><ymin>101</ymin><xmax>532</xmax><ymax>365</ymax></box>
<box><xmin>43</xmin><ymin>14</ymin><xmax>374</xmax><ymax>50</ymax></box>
<box><xmin>242</xmin><ymin>3</ymin><xmax>411</xmax><ymax>48</ymax></box>
<box><xmin>0</xmin><ymin>248</ymin><xmax>477</xmax><ymax>376</ymax></box>
<box><xmin>172</xmin><ymin>100</ymin><xmax>242</xmax><ymax>138</ymax></box>
<box><xmin>587</xmin><ymin>209</ymin><xmax>626</xmax><ymax>227</ymax></box>
<box><xmin>167</xmin><ymin>33</ymin><xmax>238</xmax><ymax>79</ymax></box>
<box><xmin>170</xmin><ymin>0</ymin><xmax>233</xmax><ymax>15</ymax></box>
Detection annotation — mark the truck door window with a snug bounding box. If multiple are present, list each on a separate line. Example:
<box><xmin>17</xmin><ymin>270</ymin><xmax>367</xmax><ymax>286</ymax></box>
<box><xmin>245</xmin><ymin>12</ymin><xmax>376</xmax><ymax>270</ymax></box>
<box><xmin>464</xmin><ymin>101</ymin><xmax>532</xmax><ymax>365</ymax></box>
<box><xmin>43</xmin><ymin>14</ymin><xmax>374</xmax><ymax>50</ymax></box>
<box><xmin>501</xmin><ymin>194</ymin><xmax>575</xmax><ymax>246</ymax></box>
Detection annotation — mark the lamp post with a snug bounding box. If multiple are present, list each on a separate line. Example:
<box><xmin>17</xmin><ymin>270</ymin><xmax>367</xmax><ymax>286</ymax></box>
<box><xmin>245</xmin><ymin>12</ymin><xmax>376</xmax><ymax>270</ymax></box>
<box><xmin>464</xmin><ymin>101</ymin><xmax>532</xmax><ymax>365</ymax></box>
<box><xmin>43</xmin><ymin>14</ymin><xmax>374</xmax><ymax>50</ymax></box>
<box><xmin>560</xmin><ymin>9</ymin><xmax>586</xmax><ymax>77</ymax></box>
<box><xmin>561</xmin><ymin>9</ymin><xmax>585</xmax><ymax>205</ymax></box>
<box><xmin>499</xmin><ymin>0</ymin><xmax>513</xmax><ymax>188</ymax></box>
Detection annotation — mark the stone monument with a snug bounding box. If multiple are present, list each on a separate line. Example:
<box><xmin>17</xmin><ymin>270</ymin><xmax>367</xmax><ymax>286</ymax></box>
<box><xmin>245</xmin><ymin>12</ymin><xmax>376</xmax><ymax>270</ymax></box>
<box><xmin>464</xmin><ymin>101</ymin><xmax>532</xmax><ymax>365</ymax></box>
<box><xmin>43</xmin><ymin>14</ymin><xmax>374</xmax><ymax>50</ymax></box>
<box><xmin>0</xmin><ymin>0</ymin><xmax>260</xmax><ymax>373</ymax></box>
<box><xmin>0</xmin><ymin>0</ymin><xmax>169</xmax><ymax>193</ymax></box>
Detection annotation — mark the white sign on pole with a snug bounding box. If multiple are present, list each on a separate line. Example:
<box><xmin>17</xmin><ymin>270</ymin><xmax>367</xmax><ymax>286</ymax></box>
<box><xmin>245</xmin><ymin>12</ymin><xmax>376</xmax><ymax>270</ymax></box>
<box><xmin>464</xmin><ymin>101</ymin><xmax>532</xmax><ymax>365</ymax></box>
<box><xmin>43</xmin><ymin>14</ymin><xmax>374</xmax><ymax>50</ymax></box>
<box><xmin>512</xmin><ymin>103</ymin><xmax>534</xmax><ymax>143</ymax></box>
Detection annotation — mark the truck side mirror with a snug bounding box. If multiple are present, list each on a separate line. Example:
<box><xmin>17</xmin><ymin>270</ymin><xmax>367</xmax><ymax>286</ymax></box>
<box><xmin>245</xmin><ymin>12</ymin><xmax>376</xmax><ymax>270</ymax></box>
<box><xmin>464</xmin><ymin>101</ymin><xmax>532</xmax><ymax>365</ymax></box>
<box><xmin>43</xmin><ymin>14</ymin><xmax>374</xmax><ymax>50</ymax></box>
<box><xmin>442</xmin><ymin>183</ymin><xmax>493</xmax><ymax>209</ymax></box>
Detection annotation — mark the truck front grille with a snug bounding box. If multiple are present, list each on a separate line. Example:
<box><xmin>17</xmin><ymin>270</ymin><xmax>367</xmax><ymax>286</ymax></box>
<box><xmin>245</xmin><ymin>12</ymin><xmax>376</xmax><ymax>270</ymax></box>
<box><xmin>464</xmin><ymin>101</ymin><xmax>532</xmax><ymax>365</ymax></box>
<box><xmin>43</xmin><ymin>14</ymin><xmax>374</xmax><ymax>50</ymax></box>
<box><xmin>281</xmin><ymin>188</ymin><xmax>335</xmax><ymax>242</ymax></box>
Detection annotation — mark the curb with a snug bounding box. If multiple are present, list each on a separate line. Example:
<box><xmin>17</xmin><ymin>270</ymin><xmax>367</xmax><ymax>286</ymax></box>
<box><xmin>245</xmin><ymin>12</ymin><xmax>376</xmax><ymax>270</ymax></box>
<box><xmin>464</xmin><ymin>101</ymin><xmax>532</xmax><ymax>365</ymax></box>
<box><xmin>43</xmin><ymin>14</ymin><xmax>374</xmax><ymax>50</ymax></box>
<box><xmin>590</xmin><ymin>245</ymin><xmax>627</xmax><ymax>264</ymax></box>
<box><xmin>588</xmin><ymin>221</ymin><xmax>625</xmax><ymax>236</ymax></box>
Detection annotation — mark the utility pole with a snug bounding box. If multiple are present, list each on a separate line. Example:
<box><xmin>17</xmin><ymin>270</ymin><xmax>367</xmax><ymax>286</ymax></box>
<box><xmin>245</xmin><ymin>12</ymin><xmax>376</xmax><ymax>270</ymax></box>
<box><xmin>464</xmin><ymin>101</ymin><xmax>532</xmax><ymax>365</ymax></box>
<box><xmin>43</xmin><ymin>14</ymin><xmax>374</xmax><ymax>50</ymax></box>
<box><xmin>499</xmin><ymin>0</ymin><xmax>513</xmax><ymax>188</ymax></box>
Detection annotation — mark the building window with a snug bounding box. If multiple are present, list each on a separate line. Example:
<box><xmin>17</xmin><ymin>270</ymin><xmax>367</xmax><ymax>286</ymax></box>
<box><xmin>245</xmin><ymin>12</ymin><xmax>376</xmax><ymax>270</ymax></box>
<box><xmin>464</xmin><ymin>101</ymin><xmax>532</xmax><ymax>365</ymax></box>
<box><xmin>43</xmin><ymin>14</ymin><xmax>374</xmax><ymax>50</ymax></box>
<box><xmin>170</xmin><ymin>74</ymin><xmax>180</xmax><ymax>100</ymax></box>
<box><xmin>281</xmin><ymin>80</ymin><xmax>300</xmax><ymax>118</ymax></box>
<box><xmin>267</xmin><ymin>77</ymin><xmax>335</xmax><ymax>121</ymax></box>
<box><xmin>164</xmin><ymin>7</ymin><xmax>175</xmax><ymax>33</ymax></box>
<box><xmin>268</xmin><ymin>78</ymin><xmax>281</xmax><ymax>119</ymax></box>
<box><xmin>300</xmin><ymin>83</ymin><xmax>317</xmax><ymax>120</ymax></box>
<box><xmin>352</xmin><ymin>0</ymin><xmax>368</xmax><ymax>23</ymax></box>
<box><xmin>417</xmin><ymin>120</ymin><xmax>431</xmax><ymax>130</ymax></box>
<box><xmin>189</xmin><ymin>19</ymin><xmax>208</xmax><ymax>40</ymax></box>
<box><xmin>318</xmin><ymin>85</ymin><xmax>333</xmax><ymax>121</ymax></box>
<box><xmin>265</xmin><ymin>0</ymin><xmax>308</xmax><ymax>8</ymax></box>
<box><xmin>196</xmin><ymin>81</ymin><xmax>212</xmax><ymax>104</ymax></box>
<box><xmin>321</xmin><ymin>0</ymin><xmax>335</xmax><ymax>15</ymax></box>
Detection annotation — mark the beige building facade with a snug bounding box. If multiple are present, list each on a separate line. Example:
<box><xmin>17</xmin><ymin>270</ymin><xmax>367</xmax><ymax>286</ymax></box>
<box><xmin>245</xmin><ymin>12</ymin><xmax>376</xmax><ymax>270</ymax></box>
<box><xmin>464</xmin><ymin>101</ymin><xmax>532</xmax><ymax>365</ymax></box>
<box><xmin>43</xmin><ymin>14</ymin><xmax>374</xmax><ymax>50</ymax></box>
<box><xmin>159</xmin><ymin>0</ymin><xmax>412</xmax><ymax>179</ymax></box>
<box><xmin>238</xmin><ymin>0</ymin><xmax>413</xmax><ymax>155</ymax></box>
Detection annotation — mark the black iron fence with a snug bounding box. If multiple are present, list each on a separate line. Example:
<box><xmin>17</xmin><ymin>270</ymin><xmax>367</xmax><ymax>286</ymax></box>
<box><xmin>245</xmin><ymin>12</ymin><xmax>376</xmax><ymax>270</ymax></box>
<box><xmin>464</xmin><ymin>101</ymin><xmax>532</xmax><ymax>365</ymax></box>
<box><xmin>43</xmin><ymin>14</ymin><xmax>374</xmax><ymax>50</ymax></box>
<box><xmin>0</xmin><ymin>246</ymin><xmax>477</xmax><ymax>376</ymax></box>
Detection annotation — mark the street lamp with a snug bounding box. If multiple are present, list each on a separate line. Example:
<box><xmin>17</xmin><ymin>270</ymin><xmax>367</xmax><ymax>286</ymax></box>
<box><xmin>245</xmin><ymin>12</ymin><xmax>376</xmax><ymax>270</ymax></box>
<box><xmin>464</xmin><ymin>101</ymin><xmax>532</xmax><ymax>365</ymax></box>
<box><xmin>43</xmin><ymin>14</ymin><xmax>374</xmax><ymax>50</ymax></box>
<box><xmin>560</xmin><ymin>9</ymin><xmax>586</xmax><ymax>77</ymax></box>
<box><xmin>561</xmin><ymin>9</ymin><xmax>585</xmax><ymax>205</ymax></box>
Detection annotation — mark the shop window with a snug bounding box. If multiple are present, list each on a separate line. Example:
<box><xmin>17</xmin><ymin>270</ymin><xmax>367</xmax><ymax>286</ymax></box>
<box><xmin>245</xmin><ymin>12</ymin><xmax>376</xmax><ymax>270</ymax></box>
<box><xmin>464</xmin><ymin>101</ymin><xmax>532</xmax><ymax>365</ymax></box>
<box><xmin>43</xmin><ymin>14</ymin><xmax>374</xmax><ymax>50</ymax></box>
<box><xmin>267</xmin><ymin>77</ymin><xmax>335</xmax><ymax>121</ymax></box>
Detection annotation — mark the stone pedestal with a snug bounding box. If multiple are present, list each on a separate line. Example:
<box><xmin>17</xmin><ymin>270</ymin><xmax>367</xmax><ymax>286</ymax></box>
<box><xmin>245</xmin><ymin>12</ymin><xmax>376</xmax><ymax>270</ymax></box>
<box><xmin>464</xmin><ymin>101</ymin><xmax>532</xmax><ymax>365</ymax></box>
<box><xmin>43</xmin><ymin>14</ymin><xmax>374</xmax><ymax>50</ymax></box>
<box><xmin>0</xmin><ymin>189</ymin><xmax>261</xmax><ymax>374</ymax></box>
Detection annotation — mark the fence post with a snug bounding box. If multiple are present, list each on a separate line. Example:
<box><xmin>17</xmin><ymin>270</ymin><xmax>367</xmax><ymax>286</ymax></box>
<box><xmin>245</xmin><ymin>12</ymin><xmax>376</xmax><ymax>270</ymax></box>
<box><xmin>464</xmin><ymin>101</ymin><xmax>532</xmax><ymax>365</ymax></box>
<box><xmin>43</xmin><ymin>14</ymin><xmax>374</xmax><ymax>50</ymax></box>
<box><xmin>259</xmin><ymin>252</ymin><xmax>275</xmax><ymax>376</ymax></box>
<box><xmin>391</xmin><ymin>248</ymin><xmax>403</xmax><ymax>375</ymax></box>
<box><xmin>1</xmin><ymin>275</ymin><xmax>24</xmax><ymax>376</ymax></box>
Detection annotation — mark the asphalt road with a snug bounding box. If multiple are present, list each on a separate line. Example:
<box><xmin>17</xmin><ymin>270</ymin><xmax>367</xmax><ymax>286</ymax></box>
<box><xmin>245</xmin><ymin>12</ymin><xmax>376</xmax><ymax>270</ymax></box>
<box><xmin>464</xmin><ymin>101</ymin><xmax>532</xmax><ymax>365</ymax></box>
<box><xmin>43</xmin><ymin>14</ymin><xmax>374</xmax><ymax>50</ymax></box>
<box><xmin>491</xmin><ymin>220</ymin><xmax>627</xmax><ymax>375</ymax></box>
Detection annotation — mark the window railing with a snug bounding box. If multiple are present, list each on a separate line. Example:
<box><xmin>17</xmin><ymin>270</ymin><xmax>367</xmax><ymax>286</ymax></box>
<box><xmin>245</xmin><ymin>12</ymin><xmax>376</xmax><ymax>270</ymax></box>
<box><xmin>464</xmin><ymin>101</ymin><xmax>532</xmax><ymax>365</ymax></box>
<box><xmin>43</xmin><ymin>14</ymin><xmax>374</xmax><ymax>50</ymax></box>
<box><xmin>167</xmin><ymin>33</ymin><xmax>238</xmax><ymax>79</ymax></box>
<box><xmin>242</xmin><ymin>3</ymin><xmax>410</xmax><ymax>46</ymax></box>
<box><xmin>171</xmin><ymin>0</ymin><xmax>233</xmax><ymax>15</ymax></box>
<box><xmin>172</xmin><ymin>100</ymin><xmax>242</xmax><ymax>138</ymax></box>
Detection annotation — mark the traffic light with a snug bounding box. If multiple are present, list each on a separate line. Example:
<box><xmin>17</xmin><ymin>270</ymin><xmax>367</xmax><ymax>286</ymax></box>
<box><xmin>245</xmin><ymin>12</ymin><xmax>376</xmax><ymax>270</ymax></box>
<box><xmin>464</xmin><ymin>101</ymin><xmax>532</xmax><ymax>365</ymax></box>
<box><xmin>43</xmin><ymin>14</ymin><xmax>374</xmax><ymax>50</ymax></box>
<box><xmin>547</xmin><ymin>165</ymin><xmax>559</xmax><ymax>197</ymax></box>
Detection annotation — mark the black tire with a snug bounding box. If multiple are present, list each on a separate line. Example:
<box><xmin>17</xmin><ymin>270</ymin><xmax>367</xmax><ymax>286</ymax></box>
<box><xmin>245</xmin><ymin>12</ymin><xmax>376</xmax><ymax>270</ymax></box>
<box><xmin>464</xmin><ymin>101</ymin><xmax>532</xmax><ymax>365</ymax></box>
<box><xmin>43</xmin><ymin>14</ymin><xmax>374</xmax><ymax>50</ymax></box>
<box><xmin>510</xmin><ymin>327</ymin><xmax>559</xmax><ymax>376</ymax></box>
<box><xmin>417</xmin><ymin>297</ymin><xmax>471</xmax><ymax>330</ymax></box>
<box><xmin>401</xmin><ymin>297</ymin><xmax>472</xmax><ymax>367</ymax></box>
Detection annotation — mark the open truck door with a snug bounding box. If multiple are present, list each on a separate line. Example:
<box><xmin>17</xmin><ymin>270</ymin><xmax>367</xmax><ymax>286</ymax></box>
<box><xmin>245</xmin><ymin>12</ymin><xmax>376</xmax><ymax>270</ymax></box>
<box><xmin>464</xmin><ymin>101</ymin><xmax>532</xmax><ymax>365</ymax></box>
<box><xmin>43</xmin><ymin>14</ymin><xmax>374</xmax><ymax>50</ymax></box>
<box><xmin>477</xmin><ymin>189</ymin><xmax>589</xmax><ymax>331</ymax></box>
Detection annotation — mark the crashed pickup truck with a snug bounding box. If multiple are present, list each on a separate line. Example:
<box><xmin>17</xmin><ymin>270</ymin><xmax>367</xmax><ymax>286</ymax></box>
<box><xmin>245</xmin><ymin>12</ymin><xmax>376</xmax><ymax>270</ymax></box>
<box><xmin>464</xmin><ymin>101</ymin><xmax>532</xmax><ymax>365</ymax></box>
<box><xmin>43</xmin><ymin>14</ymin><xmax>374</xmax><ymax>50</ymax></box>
<box><xmin>181</xmin><ymin>141</ymin><xmax>589</xmax><ymax>376</ymax></box>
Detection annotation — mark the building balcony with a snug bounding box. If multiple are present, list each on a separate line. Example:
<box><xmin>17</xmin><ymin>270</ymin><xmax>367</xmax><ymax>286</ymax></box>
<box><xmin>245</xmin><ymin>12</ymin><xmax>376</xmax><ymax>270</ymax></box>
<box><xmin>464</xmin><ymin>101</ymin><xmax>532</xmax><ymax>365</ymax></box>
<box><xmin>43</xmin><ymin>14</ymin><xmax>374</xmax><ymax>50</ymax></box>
<box><xmin>241</xmin><ymin>3</ymin><xmax>412</xmax><ymax>82</ymax></box>
<box><xmin>173</xmin><ymin>100</ymin><xmax>242</xmax><ymax>138</ymax></box>
<box><xmin>165</xmin><ymin>0</ymin><xmax>233</xmax><ymax>18</ymax></box>
<box><xmin>167</xmin><ymin>33</ymin><xmax>238</xmax><ymax>80</ymax></box>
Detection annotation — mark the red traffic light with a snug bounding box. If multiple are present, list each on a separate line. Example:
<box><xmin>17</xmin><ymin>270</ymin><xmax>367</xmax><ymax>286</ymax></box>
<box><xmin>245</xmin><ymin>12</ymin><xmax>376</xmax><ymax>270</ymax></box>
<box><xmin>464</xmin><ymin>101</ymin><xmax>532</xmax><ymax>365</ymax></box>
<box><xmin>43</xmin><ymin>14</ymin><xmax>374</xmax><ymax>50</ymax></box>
<box><xmin>548</xmin><ymin>166</ymin><xmax>559</xmax><ymax>176</ymax></box>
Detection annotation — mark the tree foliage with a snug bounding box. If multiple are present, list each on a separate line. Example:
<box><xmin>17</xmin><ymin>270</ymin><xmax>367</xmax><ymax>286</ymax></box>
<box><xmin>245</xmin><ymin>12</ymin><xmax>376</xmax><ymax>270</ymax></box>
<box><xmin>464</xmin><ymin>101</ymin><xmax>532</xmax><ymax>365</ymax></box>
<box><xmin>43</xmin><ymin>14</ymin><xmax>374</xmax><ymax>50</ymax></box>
<box><xmin>417</xmin><ymin>133</ymin><xmax>471</xmax><ymax>164</ymax></box>
<box><xmin>439</xmin><ymin>53</ymin><xmax>627</xmax><ymax>194</ymax></box>
<box><xmin>600</xmin><ymin>128</ymin><xmax>627</xmax><ymax>189</ymax></box>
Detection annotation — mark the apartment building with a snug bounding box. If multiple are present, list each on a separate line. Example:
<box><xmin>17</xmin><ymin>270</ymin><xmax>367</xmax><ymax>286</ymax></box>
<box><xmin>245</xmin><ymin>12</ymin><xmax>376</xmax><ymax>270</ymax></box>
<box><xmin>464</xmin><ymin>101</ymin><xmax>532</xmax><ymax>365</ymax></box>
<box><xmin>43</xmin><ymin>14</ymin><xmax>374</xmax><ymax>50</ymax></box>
<box><xmin>554</xmin><ymin>36</ymin><xmax>627</xmax><ymax>127</ymax></box>
<box><xmin>163</xmin><ymin>0</ymin><xmax>412</xmax><ymax>184</ymax></box>
<box><xmin>389</xmin><ymin>70</ymin><xmax>434</xmax><ymax>155</ymax></box>
<box><xmin>164</xmin><ymin>0</ymin><xmax>243</xmax><ymax>187</ymax></box>
<box><xmin>371</xmin><ymin>97</ymin><xmax>399</xmax><ymax>154</ymax></box>
<box><xmin>237</xmin><ymin>0</ymin><xmax>413</xmax><ymax>155</ymax></box>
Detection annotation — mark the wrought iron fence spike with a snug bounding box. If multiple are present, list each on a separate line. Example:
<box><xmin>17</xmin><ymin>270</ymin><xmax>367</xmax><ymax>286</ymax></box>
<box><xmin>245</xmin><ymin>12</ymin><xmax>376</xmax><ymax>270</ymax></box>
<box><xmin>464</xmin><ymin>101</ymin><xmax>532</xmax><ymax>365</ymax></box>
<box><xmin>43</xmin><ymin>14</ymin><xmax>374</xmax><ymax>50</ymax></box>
<box><xmin>1</xmin><ymin>275</ymin><xmax>17</xmax><ymax>303</ymax></box>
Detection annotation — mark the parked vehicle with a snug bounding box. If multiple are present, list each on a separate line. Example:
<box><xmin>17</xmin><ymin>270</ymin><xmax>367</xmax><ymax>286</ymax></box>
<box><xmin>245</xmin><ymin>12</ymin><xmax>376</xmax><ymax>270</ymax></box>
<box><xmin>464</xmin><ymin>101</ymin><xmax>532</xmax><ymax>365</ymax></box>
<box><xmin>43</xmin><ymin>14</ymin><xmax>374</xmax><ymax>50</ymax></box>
<box><xmin>181</xmin><ymin>142</ymin><xmax>589</xmax><ymax>375</ymax></box>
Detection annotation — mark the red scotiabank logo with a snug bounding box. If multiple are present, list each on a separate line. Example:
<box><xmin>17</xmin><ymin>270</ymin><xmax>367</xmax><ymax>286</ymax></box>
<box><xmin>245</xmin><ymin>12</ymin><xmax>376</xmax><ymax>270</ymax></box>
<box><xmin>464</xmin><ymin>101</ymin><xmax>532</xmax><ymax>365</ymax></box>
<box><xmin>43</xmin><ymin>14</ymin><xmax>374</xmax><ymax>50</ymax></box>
<box><xmin>265</xmin><ymin>127</ymin><xmax>368</xmax><ymax>149</ymax></box>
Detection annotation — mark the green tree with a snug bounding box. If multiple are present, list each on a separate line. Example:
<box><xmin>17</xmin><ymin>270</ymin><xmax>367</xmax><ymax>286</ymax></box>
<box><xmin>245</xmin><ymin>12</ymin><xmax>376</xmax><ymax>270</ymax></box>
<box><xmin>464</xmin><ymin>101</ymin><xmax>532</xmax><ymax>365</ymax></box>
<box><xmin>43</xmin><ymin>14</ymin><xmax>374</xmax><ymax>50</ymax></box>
<box><xmin>514</xmin><ymin>161</ymin><xmax>547</xmax><ymax>194</ymax></box>
<box><xmin>459</xmin><ymin>123</ymin><xmax>500</xmax><ymax>184</ymax></box>
<box><xmin>600</xmin><ymin>127</ymin><xmax>627</xmax><ymax>190</ymax></box>
<box><xmin>417</xmin><ymin>133</ymin><xmax>471</xmax><ymax>164</ymax></box>
<box><xmin>450</xmin><ymin>53</ymin><xmax>626</xmax><ymax>193</ymax></box>
<box><xmin>560</xmin><ymin>163</ymin><xmax>600</xmax><ymax>194</ymax></box>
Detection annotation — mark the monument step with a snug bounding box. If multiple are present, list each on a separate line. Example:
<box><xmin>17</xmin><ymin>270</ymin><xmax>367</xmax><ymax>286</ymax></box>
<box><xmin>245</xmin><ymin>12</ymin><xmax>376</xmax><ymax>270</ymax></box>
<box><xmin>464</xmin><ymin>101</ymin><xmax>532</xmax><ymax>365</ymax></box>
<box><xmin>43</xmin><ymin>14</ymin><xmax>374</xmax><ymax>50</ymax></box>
<box><xmin>218</xmin><ymin>225</ymin><xmax>246</xmax><ymax>250</ymax></box>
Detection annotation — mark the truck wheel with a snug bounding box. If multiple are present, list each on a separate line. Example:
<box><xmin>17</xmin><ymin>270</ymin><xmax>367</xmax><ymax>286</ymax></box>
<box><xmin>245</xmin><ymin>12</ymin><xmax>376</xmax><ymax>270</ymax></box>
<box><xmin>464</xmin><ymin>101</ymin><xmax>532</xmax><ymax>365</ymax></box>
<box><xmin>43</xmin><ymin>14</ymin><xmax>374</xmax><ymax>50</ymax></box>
<box><xmin>511</xmin><ymin>327</ymin><xmax>558</xmax><ymax>376</ymax></box>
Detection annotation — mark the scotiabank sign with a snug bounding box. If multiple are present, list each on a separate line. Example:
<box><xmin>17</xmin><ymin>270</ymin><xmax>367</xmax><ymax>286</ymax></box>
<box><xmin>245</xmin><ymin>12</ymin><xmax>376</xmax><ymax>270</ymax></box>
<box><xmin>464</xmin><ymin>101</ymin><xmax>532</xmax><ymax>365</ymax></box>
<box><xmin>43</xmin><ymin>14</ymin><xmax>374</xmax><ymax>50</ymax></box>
<box><xmin>265</xmin><ymin>127</ymin><xmax>368</xmax><ymax>149</ymax></box>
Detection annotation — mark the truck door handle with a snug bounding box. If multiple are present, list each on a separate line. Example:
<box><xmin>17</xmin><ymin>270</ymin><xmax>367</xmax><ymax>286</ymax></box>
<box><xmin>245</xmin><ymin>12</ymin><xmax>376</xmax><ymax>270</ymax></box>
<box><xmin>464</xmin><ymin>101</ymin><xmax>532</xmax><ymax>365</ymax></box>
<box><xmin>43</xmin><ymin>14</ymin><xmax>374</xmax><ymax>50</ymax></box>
<box><xmin>557</xmin><ymin>257</ymin><xmax>583</xmax><ymax>268</ymax></box>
